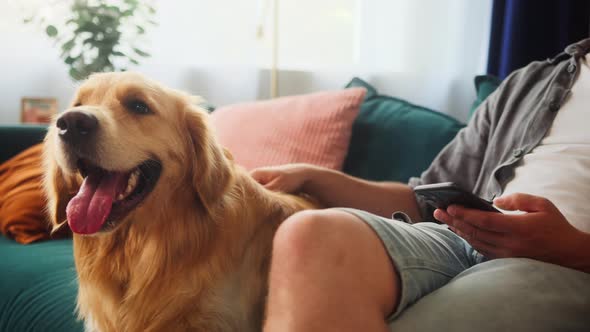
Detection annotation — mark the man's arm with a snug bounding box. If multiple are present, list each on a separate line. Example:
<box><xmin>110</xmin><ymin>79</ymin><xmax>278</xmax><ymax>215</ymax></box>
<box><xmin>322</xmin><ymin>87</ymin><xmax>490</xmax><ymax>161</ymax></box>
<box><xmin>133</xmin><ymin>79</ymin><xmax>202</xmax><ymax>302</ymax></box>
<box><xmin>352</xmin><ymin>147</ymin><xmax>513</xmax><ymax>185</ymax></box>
<box><xmin>434</xmin><ymin>193</ymin><xmax>590</xmax><ymax>273</ymax></box>
<box><xmin>251</xmin><ymin>164</ymin><xmax>421</xmax><ymax>220</ymax></box>
<box><xmin>303</xmin><ymin>166</ymin><xmax>421</xmax><ymax>220</ymax></box>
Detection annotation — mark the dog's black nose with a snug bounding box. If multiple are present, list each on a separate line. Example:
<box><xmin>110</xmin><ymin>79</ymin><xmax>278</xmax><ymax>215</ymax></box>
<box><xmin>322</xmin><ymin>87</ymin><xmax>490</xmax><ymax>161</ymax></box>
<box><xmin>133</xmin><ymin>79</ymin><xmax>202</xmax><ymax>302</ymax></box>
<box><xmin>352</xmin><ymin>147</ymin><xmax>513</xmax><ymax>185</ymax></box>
<box><xmin>56</xmin><ymin>111</ymin><xmax>98</xmax><ymax>142</ymax></box>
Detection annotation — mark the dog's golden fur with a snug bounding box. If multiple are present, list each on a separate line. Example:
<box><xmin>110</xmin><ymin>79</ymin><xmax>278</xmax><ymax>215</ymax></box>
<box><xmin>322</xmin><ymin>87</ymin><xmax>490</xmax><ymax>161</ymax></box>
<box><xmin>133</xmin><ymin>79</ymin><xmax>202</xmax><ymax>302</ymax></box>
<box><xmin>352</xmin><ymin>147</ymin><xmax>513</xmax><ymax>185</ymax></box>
<box><xmin>43</xmin><ymin>72</ymin><xmax>316</xmax><ymax>331</ymax></box>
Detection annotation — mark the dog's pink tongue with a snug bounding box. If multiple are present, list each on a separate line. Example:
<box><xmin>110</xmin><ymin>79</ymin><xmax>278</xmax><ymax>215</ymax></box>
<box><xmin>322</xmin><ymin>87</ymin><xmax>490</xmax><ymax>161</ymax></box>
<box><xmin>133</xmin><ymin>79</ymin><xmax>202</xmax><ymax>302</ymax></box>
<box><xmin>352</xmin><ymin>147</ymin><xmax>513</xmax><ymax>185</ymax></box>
<box><xmin>66</xmin><ymin>171</ymin><xmax>127</xmax><ymax>235</ymax></box>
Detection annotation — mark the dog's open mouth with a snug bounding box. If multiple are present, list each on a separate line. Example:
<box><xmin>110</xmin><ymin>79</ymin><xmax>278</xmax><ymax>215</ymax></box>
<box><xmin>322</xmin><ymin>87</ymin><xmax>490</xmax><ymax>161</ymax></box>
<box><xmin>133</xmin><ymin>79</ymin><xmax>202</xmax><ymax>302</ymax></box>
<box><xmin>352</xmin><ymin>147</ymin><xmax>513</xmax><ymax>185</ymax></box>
<box><xmin>66</xmin><ymin>159</ymin><xmax>162</xmax><ymax>235</ymax></box>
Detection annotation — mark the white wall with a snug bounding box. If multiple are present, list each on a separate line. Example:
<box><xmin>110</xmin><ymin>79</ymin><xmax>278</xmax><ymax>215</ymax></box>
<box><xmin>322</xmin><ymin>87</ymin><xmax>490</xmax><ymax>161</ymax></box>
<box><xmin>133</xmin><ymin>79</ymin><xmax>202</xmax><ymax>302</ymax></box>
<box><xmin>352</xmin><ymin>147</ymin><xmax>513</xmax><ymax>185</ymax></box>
<box><xmin>0</xmin><ymin>0</ymin><xmax>491</xmax><ymax>125</ymax></box>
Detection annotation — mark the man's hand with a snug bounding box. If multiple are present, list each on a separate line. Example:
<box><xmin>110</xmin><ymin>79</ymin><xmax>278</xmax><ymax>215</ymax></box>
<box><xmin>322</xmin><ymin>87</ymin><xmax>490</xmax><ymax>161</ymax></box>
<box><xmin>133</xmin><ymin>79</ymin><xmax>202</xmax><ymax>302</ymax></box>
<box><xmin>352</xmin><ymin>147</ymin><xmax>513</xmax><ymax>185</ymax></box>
<box><xmin>433</xmin><ymin>193</ymin><xmax>587</xmax><ymax>269</ymax></box>
<box><xmin>250</xmin><ymin>164</ymin><xmax>319</xmax><ymax>193</ymax></box>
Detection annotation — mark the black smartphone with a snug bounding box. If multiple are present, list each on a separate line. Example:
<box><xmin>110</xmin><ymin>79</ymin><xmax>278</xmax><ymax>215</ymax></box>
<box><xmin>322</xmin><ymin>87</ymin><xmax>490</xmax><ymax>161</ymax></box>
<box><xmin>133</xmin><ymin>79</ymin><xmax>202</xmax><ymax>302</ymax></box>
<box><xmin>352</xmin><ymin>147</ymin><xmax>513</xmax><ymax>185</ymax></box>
<box><xmin>413</xmin><ymin>182</ymin><xmax>500</xmax><ymax>213</ymax></box>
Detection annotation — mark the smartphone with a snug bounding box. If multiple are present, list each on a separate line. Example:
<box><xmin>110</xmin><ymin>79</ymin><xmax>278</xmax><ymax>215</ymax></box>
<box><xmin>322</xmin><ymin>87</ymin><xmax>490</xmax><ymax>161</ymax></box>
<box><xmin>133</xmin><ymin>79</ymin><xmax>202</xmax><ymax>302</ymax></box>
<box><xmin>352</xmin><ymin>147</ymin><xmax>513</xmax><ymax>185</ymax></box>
<box><xmin>413</xmin><ymin>182</ymin><xmax>500</xmax><ymax>213</ymax></box>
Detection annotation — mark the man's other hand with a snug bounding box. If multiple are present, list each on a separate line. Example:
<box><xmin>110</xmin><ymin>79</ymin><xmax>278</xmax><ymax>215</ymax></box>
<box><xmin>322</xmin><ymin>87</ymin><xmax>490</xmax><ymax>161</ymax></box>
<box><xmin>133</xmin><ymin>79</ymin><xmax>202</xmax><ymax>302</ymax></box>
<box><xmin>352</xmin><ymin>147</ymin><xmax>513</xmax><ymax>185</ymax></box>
<box><xmin>433</xmin><ymin>193</ymin><xmax>586</xmax><ymax>268</ymax></box>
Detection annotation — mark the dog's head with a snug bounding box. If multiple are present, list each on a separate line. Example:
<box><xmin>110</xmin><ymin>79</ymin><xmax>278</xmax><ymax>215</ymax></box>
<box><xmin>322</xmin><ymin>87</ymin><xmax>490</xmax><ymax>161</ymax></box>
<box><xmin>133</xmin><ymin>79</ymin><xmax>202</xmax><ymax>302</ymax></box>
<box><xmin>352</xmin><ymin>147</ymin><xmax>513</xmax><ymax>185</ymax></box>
<box><xmin>44</xmin><ymin>72</ymin><xmax>232</xmax><ymax>235</ymax></box>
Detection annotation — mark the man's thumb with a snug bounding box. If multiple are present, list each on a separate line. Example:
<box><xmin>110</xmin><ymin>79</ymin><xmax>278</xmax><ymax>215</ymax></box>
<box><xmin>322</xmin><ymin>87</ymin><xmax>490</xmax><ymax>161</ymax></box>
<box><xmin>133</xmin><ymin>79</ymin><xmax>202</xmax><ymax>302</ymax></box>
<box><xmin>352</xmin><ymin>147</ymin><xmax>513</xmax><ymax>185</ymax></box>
<box><xmin>493</xmin><ymin>193</ymin><xmax>553</xmax><ymax>212</ymax></box>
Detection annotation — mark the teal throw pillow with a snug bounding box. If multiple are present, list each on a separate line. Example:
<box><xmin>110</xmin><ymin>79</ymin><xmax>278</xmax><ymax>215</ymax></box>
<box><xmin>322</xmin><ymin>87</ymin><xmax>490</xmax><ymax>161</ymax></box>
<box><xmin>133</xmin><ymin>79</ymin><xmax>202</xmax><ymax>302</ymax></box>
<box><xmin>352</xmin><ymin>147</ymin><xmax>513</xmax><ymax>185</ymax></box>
<box><xmin>343</xmin><ymin>77</ymin><xmax>465</xmax><ymax>183</ymax></box>
<box><xmin>469</xmin><ymin>75</ymin><xmax>502</xmax><ymax>119</ymax></box>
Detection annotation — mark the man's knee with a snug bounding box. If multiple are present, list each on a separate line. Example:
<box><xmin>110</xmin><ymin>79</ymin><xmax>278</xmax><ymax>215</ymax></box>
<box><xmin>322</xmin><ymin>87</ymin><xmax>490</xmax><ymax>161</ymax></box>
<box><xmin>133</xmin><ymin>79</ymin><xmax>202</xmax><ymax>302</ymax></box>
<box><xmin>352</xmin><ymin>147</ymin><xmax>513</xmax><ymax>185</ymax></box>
<box><xmin>271</xmin><ymin>209</ymin><xmax>393</xmax><ymax>279</ymax></box>
<box><xmin>266</xmin><ymin>209</ymin><xmax>396</xmax><ymax>331</ymax></box>
<box><xmin>272</xmin><ymin>210</ymin><xmax>350</xmax><ymax>264</ymax></box>
<box><xmin>271</xmin><ymin>209</ymin><xmax>399</xmax><ymax>316</ymax></box>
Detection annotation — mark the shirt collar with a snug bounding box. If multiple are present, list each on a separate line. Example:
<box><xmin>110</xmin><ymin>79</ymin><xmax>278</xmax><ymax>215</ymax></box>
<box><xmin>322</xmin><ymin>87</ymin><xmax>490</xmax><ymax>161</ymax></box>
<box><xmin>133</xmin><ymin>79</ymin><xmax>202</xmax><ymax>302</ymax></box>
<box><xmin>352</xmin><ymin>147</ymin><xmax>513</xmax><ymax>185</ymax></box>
<box><xmin>565</xmin><ymin>38</ymin><xmax>590</xmax><ymax>57</ymax></box>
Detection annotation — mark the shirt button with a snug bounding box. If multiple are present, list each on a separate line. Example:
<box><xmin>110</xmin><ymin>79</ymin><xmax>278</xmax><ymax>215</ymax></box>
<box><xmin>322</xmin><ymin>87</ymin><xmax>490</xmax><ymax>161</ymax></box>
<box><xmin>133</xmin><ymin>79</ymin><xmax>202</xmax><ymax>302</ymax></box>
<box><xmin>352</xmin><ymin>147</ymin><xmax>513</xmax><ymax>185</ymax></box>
<box><xmin>513</xmin><ymin>148</ymin><xmax>524</xmax><ymax>158</ymax></box>
<box><xmin>567</xmin><ymin>63</ymin><xmax>577</xmax><ymax>73</ymax></box>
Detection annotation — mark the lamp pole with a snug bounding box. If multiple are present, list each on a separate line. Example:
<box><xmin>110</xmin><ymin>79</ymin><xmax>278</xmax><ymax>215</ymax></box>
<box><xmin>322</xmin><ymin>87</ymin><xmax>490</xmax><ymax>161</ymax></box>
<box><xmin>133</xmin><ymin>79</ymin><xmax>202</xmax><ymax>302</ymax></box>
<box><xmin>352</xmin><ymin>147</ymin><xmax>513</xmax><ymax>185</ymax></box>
<box><xmin>256</xmin><ymin>0</ymin><xmax>279</xmax><ymax>99</ymax></box>
<box><xmin>270</xmin><ymin>0</ymin><xmax>279</xmax><ymax>98</ymax></box>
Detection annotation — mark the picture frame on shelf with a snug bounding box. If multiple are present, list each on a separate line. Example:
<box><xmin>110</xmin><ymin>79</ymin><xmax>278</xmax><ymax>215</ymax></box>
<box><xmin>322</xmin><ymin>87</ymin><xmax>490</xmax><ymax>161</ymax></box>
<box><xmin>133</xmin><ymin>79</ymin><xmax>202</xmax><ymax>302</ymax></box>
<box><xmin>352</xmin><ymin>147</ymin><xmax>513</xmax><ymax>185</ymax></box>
<box><xmin>21</xmin><ymin>97</ymin><xmax>58</xmax><ymax>124</ymax></box>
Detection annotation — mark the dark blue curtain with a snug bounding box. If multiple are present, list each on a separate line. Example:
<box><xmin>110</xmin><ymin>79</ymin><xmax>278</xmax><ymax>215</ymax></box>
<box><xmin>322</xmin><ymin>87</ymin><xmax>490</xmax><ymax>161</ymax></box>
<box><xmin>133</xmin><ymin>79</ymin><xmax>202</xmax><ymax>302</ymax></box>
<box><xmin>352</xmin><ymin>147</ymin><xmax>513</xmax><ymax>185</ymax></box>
<box><xmin>487</xmin><ymin>0</ymin><xmax>590</xmax><ymax>79</ymax></box>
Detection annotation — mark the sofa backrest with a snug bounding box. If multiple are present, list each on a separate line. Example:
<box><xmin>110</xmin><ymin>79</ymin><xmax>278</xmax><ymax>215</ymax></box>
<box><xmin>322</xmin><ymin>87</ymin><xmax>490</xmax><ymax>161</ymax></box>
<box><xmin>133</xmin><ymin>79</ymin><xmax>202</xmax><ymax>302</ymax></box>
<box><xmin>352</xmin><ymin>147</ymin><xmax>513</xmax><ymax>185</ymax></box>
<box><xmin>0</xmin><ymin>125</ymin><xmax>47</xmax><ymax>164</ymax></box>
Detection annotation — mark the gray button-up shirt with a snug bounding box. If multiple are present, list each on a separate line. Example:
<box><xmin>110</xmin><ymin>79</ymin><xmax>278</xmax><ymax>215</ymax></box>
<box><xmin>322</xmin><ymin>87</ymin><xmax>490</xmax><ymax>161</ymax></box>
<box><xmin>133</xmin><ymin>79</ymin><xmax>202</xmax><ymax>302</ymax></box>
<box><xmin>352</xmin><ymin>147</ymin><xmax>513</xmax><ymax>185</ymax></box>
<box><xmin>409</xmin><ymin>38</ymin><xmax>590</xmax><ymax>222</ymax></box>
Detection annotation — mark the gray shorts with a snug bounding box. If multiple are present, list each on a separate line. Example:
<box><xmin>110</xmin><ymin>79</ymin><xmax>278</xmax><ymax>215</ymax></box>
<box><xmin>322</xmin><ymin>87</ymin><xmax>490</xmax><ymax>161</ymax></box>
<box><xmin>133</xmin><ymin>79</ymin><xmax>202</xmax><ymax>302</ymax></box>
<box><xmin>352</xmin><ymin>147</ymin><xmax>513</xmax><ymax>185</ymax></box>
<box><xmin>336</xmin><ymin>208</ymin><xmax>590</xmax><ymax>331</ymax></box>
<box><xmin>336</xmin><ymin>208</ymin><xmax>486</xmax><ymax>321</ymax></box>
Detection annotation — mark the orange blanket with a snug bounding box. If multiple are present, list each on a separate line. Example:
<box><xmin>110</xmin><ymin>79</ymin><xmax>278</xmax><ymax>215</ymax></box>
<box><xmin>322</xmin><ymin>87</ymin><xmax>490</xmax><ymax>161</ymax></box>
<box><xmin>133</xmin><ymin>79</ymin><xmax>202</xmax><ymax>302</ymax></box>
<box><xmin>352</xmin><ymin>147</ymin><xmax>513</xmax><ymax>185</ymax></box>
<box><xmin>0</xmin><ymin>144</ymin><xmax>71</xmax><ymax>244</ymax></box>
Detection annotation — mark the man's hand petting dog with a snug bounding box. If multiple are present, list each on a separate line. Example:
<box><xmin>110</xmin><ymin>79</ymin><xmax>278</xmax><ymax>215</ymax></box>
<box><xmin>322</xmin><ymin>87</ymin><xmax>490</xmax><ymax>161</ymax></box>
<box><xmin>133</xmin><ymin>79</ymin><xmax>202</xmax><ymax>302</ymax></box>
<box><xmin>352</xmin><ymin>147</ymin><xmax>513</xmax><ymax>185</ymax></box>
<box><xmin>433</xmin><ymin>193</ymin><xmax>587</xmax><ymax>269</ymax></box>
<box><xmin>250</xmin><ymin>163</ymin><xmax>317</xmax><ymax>193</ymax></box>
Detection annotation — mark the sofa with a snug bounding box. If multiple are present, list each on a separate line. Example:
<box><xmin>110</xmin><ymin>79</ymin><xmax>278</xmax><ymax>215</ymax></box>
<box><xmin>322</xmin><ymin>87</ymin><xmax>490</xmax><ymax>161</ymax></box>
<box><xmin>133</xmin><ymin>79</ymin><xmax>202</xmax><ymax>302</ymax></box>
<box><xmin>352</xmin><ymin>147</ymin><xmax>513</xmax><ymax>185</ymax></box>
<box><xmin>1</xmin><ymin>77</ymin><xmax>587</xmax><ymax>331</ymax></box>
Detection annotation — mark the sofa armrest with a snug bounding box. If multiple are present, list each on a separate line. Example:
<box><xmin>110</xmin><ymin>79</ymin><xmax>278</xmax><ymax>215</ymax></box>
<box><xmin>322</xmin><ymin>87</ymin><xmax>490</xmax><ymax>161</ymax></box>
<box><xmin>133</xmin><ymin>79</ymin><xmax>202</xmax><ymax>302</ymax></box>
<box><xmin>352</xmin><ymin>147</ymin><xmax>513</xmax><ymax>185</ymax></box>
<box><xmin>0</xmin><ymin>125</ymin><xmax>48</xmax><ymax>164</ymax></box>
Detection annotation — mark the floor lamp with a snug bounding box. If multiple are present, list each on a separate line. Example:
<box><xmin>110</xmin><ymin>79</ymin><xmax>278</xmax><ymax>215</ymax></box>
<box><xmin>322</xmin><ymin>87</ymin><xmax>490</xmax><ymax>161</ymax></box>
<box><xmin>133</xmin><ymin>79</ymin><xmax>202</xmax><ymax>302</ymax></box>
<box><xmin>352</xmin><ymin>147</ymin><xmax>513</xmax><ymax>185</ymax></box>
<box><xmin>256</xmin><ymin>0</ymin><xmax>279</xmax><ymax>98</ymax></box>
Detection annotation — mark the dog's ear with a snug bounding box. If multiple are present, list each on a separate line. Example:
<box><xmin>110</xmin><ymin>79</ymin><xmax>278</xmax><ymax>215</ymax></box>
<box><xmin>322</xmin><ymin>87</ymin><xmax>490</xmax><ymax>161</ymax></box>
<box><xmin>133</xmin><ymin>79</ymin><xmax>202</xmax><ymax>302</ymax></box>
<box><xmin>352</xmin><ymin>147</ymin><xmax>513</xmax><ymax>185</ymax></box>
<box><xmin>184</xmin><ymin>103</ymin><xmax>234</xmax><ymax>215</ymax></box>
<box><xmin>43</xmin><ymin>144</ymin><xmax>79</xmax><ymax>234</ymax></box>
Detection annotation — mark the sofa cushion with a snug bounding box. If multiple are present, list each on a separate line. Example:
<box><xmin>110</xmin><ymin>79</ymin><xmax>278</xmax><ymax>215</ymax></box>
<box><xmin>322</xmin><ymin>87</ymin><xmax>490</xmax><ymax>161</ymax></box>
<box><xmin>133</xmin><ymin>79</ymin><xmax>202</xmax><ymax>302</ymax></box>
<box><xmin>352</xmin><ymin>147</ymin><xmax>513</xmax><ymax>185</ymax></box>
<box><xmin>211</xmin><ymin>88</ymin><xmax>365</xmax><ymax>170</ymax></box>
<box><xmin>390</xmin><ymin>258</ymin><xmax>590</xmax><ymax>331</ymax></box>
<box><xmin>0</xmin><ymin>125</ymin><xmax>47</xmax><ymax>164</ymax></box>
<box><xmin>343</xmin><ymin>77</ymin><xmax>465</xmax><ymax>182</ymax></box>
<box><xmin>0</xmin><ymin>236</ymin><xmax>82</xmax><ymax>332</ymax></box>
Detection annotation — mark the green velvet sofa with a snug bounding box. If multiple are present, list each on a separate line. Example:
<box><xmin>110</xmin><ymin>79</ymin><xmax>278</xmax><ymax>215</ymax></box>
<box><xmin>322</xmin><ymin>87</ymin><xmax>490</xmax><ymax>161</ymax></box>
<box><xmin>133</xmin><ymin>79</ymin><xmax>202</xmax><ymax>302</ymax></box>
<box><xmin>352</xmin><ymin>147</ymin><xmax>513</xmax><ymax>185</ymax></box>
<box><xmin>0</xmin><ymin>78</ymin><xmax>480</xmax><ymax>331</ymax></box>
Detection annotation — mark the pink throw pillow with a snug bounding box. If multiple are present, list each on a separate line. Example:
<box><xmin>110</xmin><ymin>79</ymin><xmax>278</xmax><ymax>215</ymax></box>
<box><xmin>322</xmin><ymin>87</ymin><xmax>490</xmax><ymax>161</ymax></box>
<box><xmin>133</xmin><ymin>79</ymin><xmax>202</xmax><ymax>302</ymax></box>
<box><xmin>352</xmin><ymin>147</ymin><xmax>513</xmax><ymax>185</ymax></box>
<box><xmin>210</xmin><ymin>88</ymin><xmax>366</xmax><ymax>171</ymax></box>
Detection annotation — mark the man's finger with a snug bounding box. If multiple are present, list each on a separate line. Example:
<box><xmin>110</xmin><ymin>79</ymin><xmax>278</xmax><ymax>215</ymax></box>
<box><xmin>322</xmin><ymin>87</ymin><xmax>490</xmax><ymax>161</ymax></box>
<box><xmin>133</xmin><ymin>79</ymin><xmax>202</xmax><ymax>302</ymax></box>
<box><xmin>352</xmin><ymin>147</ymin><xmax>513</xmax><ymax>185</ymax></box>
<box><xmin>447</xmin><ymin>205</ymin><xmax>517</xmax><ymax>233</ymax></box>
<box><xmin>250</xmin><ymin>168</ymin><xmax>274</xmax><ymax>184</ymax></box>
<box><xmin>447</xmin><ymin>216</ymin><xmax>508</xmax><ymax>246</ymax></box>
<box><xmin>464</xmin><ymin>235</ymin><xmax>509</xmax><ymax>259</ymax></box>
<box><xmin>263</xmin><ymin>178</ymin><xmax>282</xmax><ymax>191</ymax></box>
<box><xmin>433</xmin><ymin>209</ymin><xmax>452</xmax><ymax>224</ymax></box>
<box><xmin>493</xmin><ymin>193</ymin><xmax>554</xmax><ymax>213</ymax></box>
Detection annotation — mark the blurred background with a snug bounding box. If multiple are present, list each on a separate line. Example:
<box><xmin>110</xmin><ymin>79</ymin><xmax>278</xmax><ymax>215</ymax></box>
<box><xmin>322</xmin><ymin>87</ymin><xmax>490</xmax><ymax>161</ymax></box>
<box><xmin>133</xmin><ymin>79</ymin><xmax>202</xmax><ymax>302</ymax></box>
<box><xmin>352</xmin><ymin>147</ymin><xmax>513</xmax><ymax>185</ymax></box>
<box><xmin>0</xmin><ymin>0</ymin><xmax>588</xmax><ymax>124</ymax></box>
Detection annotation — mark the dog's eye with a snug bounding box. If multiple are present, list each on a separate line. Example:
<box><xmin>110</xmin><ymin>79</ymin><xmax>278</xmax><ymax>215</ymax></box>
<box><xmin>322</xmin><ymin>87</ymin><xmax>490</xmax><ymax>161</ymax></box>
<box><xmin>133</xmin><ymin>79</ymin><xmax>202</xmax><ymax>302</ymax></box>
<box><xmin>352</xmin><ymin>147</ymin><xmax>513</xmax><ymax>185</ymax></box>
<box><xmin>127</xmin><ymin>100</ymin><xmax>151</xmax><ymax>115</ymax></box>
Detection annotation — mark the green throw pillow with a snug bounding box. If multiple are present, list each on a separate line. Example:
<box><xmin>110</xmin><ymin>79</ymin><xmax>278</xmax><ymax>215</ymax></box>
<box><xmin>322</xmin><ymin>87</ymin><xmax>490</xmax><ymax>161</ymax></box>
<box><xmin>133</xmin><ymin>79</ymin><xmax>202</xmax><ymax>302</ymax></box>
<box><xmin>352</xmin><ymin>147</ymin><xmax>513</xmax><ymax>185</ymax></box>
<box><xmin>469</xmin><ymin>75</ymin><xmax>502</xmax><ymax>119</ymax></box>
<box><xmin>343</xmin><ymin>77</ymin><xmax>465</xmax><ymax>183</ymax></box>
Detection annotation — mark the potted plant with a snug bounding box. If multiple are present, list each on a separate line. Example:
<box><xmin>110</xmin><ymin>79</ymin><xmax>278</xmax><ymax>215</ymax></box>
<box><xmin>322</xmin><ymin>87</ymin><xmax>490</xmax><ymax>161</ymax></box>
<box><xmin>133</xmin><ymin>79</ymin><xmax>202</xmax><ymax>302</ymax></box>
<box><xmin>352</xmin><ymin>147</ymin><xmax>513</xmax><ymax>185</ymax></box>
<box><xmin>26</xmin><ymin>0</ymin><xmax>156</xmax><ymax>81</ymax></box>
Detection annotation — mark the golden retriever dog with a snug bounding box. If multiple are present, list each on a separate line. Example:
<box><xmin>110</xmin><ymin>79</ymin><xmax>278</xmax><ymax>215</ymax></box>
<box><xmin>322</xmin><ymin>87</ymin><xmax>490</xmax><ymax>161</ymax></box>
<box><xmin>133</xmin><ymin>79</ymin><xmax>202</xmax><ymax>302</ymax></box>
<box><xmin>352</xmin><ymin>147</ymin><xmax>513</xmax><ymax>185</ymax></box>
<box><xmin>43</xmin><ymin>72</ymin><xmax>317</xmax><ymax>332</ymax></box>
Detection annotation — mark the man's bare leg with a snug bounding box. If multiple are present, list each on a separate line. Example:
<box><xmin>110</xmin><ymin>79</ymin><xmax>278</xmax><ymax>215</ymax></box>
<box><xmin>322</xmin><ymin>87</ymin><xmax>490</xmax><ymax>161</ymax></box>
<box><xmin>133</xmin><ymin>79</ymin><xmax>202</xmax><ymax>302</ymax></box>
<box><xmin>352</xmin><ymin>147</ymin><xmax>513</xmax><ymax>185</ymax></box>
<box><xmin>263</xmin><ymin>210</ymin><xmax>400</xmax><ymax>332</ymax></box>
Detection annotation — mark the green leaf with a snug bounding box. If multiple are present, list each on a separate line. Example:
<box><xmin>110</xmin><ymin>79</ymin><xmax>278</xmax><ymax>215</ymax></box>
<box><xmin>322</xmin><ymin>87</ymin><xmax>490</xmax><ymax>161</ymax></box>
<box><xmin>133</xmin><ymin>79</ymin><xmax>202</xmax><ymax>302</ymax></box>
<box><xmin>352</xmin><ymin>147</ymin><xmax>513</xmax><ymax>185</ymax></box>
<box><xmin>129</xmin><ymin>58</ymin><xmax>139</xmax><ymax>65</ymax></box>
<box><xmin>65</xmin><ymin>56</ymin><xmax>77</xmax><ymax>65</ymax></box>
<box><xmin>112</xmin><ymin>51</ymin><xmax>125</xmax><ymax>56</ymax></box>
<box><xmin>133</xmin><ymin>48</ymin><xmax>150</xmax><ymax>57</ymax></box>
<box><xmin>23</xmin><ymin>17</ymin><xmax>33</xmax><ymax>24</ymax></box>
<box><xmin>106</xmin><ymin>5</ymin><xmax>121</xmax><ymax>13</ymax></box>
<box><xmin>69</xmin><ymin>68</ymin><xmax>83</xmax><ymax>81</ymax></box>
<box><xmin>83</xmin><ymin>36</ymin><xmax>95</xmax><ymax>45</ymax></box>
<box><xmin>136</xmin><ymin>25</ymin><xmax>145</xmax><ymax>34</ymax></box>
<box><xmin>46</xmin><ymin>25</ymin><xmax>58</xmax><ymax>37</ymax></box>
<box><xmin>61</xmin><ymin>40</ymin><xmax>76</xmax><ymax>52</ymax></box>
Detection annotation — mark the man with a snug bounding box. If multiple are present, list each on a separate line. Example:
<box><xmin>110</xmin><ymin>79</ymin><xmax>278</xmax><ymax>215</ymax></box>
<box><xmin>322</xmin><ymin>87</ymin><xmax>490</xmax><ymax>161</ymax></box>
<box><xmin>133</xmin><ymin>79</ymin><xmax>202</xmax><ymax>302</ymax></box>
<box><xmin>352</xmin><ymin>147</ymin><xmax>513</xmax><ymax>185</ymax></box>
<box><xmin>253</xmin><ymin>39</ymin><xmax>590</xmax><ymax>331</ymax></box>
